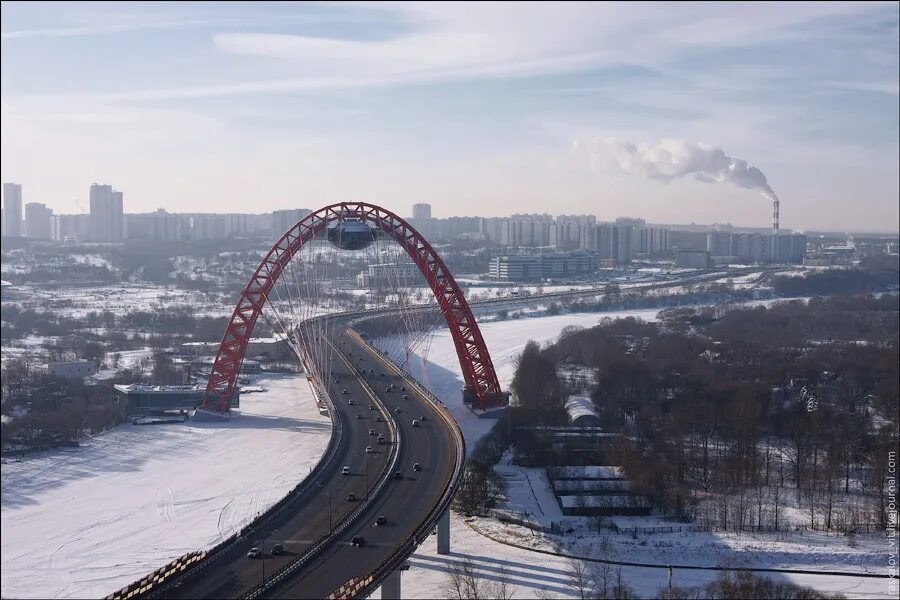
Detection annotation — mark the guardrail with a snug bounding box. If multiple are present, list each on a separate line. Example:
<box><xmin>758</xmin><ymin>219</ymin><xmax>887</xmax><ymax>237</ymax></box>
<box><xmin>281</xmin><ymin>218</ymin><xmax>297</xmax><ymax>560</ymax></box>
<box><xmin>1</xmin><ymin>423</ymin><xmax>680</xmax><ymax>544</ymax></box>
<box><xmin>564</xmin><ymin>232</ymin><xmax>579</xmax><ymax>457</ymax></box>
<box><xmin>240</xmin><ymin>334</ymin><xmax>402</xmax><ymax>599</ymax></box>
<box><xmin>325</xmin><ymin>326</ymin><xmax>467</xmax><ymax>600</ymax></box>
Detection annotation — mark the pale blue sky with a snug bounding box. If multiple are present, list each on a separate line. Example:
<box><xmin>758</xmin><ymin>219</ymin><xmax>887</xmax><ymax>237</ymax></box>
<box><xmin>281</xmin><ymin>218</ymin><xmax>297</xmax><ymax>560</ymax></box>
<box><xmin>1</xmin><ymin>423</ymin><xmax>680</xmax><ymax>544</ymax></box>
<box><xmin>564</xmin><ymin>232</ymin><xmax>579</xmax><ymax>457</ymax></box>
<box><xmin>2</xmin><ymin>1</ymin><xmax>898</xmax><ymax>231</ymax></box>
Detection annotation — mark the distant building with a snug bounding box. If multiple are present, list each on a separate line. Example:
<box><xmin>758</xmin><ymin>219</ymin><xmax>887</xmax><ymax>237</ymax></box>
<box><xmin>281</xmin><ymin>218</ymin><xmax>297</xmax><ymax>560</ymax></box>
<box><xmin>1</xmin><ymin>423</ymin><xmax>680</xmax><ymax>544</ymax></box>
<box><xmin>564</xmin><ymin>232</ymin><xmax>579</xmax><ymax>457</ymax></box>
<box><xmin>41</xmin><ymin>360</ymin><xmax>99</xmax><ymax>379</ymax></box>
<box><xmin>89</xmin><ymin>183</ymin><xmax>125</xmax><ymax>241</ymax></box>
<box><xmin>412</xmin><ymin>203</ymin><xmax>432</xmax><ymax>221</ymax></box>
<box><xmin>3</xmin><ymin>183</ymin><xmax>22</xmax><ymax>237</ymax></box>
<box><xmin>52</xmin><ymin>214</ymin><xmax>91</xmax><ymax>242</ymax></box>
<box><xmin>675</xmin><ymin>249</ymin><xmax>711</xmax><ymax>269</ymax></box>
<box><xmin>489</xmin><ymin>252</ymin><xmax>595</xmax><ymax>281</ymax></box>
<box><xmin>127</xmin><ymin>209</ymin><xmax>191</xmax><ymax>241</ymax></box>
<box><xmin>594</xmin><ymin>223</ymin><xmax>633</xmax><ymax>264</ymax></box>
<box><xmin>357</xmin><ymin>263</ymin><xmax>421</xmax><ymax>287</ymax></box>
<box><xmin>272</xmin><ymin>209</ymin><xmax>312</xmax><ymax>236</ymax></box>
<box><xmin>25</xmin><ymin>202</ymin><xmax>53</xmax><ymax>239</ymax></box>
<box><xmin>707</xmin><ymin>231</ymin><xmax>806</xmax><ymax>263</ymax></box>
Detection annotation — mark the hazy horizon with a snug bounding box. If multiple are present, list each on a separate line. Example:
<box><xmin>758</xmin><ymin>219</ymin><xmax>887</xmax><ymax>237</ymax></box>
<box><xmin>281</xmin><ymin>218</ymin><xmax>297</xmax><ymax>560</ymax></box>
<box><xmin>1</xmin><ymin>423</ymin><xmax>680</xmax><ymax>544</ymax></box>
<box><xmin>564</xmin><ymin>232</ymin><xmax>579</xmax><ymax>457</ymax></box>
<box><xmin>2</xmin><ymin>1</ymin><xmax>898</xmax><ymax>231</ymax></box>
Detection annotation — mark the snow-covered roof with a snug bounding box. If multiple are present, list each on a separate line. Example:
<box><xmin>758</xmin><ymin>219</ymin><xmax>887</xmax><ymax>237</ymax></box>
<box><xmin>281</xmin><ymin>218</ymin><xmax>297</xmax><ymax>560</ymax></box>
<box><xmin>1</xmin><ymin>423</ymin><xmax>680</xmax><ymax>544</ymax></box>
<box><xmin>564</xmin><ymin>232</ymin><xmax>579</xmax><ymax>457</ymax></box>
<box><xmin>564</xmin><ymin>395</ymin><xmax>598</xmax><ymax>424</ymax></box>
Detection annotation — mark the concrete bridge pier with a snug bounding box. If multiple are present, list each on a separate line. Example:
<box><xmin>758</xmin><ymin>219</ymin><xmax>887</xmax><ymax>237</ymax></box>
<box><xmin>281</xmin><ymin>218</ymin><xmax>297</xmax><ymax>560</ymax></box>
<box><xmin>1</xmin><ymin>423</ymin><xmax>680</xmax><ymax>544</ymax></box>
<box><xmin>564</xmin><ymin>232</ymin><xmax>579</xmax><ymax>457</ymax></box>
<box><xmin>437</xmin><ymin>509</ymin><xmax>450</xmax><ymax>555</ymax></box>
<box><xmin>381</xmin><ymin>569</ymin><xmax>401</xmax><ymax>599</ymax></box>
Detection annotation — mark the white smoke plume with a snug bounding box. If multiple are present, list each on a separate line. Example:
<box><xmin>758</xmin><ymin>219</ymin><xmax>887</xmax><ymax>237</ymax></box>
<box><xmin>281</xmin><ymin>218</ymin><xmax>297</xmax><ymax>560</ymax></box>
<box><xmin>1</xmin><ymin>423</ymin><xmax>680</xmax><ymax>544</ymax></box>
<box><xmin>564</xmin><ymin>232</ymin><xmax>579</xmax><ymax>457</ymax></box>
<box><xmin>581</xmin><ymin>137</ymin><xmax>778</xmax><ymax>203</ymax></box>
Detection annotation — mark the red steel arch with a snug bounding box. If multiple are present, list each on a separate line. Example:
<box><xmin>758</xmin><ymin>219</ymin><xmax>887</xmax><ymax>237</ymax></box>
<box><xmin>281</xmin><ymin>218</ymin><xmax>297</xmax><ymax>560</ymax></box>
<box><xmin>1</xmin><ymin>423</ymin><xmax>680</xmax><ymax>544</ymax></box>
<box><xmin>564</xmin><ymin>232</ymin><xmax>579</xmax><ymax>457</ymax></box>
<box><xmin>201</xmin><ymin>202</ymin><xmax>506</xmax><ymax>413</ymax></box>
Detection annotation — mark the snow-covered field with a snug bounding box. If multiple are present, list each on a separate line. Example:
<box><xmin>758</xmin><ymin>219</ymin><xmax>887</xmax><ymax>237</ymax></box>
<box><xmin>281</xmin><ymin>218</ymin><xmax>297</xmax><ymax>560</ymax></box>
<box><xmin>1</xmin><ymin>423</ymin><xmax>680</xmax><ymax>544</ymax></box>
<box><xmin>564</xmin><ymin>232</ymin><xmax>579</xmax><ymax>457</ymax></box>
<box><xmin>0</xmin><ymin>374</ymin><xmax>329</xmax><ymax>599</ymax></box>
<box><xmin>389</xmin><ymin>511</ymin><xmax>894</xmax><ymax>599</ymax></box>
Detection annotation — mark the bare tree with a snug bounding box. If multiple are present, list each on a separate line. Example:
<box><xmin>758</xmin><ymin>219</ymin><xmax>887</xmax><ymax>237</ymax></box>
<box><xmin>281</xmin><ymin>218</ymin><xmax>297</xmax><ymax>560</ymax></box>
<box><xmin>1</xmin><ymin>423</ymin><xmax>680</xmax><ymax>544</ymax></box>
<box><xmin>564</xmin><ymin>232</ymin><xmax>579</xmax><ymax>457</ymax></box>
<box><xmin>566</xmin><ymin>560</ymin><xmax>594</xmax><ymax>600</ymax></box>
<box><xmin>442</xmin><ymin>558</ymin><xmax>514</xmax><ymax>600</ymax></box>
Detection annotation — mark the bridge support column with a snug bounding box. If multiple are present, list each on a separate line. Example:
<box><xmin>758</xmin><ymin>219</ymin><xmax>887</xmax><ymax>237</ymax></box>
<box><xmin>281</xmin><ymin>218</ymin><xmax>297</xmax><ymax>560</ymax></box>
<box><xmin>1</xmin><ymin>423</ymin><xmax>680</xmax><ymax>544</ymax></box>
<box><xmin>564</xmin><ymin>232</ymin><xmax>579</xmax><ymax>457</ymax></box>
<box><xmin>381</xmin><ymin>569</ymin><xmax>401</xmax><ymax>599</ymax></box>
<box><xmin>437</xmin><ymin>509</ymin><xmax>450</xmax><ymax>555</ymax></box>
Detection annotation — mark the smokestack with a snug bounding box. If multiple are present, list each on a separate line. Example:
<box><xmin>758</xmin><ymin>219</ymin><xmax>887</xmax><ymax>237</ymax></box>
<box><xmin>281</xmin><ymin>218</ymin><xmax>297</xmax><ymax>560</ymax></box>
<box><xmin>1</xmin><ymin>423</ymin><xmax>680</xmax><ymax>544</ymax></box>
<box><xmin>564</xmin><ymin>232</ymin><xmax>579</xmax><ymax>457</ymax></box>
<box><xmin>581</xmin><ymin>137</ymin><xmax>781</xmax><ymax>232</ymax></box>
<box><xmin>773</xmin><ymin>198</ymin><xmax>780</xmax><ymax>235</ymax></box>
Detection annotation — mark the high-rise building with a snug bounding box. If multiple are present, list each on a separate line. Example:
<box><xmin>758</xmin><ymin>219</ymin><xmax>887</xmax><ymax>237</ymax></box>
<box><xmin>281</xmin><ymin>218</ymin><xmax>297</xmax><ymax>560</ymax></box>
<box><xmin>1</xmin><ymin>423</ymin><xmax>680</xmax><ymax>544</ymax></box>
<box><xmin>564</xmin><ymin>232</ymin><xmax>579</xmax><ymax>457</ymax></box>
<box><xmin>127</xmin><ymin>209</ymin><xmax>191</xmax><ymax>241</ymax></box>
<box><xmin>52</xmin><ymin>214</ymin><xmax>91</xmax><ymax>242</ymax></box>
<box><xmin>3</xmin><ymin>183</ymin><xmax>23</xmax><ymax>237</ymax></box>
<box><xmin>272</xmin><ymin>209</ymin><xmax>312</xmax><ymax>236</ymax></box>
<box><xmin>89</xmin><ymin>183</ymin><xmax>124</xmax><ymax>241</ymax></box>
<box><xmin>25</xmin><ymin>202</ymin><xmax>53</xmax><ymax>239</ymax></box>
<box><xmin>594</xmin><ymin>223</ymin><xmax>633</xmax><ymax>264</ymax></box>
<box><xmin>412</xmin><ymin>203</ymin><xmax>432</xmax><ymax>221</ymax></box>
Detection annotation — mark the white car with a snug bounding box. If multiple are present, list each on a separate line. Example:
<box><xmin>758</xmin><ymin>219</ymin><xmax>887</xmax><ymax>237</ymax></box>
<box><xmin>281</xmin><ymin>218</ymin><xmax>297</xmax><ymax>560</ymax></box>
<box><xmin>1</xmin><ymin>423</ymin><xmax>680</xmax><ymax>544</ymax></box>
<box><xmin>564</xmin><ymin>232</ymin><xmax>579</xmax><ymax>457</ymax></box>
<box><xmin>365</xmin><ymin>446</ymin><xmax>374</xmax><ymax>453</ymax></box>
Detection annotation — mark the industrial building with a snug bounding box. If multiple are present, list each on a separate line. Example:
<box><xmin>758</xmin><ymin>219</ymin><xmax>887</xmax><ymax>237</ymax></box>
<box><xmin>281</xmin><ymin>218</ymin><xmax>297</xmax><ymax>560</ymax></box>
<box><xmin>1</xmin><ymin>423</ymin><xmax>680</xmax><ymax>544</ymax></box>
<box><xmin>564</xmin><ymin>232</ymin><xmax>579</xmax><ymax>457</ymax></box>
<box><xmin>489</xmin><ymin>252</ymin><xmax>596</xmax><ymax>282</ymax></box>
<box><xmin>676</xmin><ymin>249</ymin><xmax>712</xmax><ymax>269</ymax></box>
<box><xmin>114</xmin><ymin>384</ymin><xmax>240</xmax><ymax>415</ymax></box>
<box><xmin>40</xmin><ymin>361</ymin><xmax>99</xmax><ymax>380</ymax></box>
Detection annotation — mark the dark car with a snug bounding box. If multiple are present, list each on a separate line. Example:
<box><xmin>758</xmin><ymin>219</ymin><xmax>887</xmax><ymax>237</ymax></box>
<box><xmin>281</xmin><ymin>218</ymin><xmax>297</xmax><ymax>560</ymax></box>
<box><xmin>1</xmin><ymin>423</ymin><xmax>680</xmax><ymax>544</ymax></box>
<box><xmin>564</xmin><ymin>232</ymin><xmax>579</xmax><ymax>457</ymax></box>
<box><xmin>351</xmin><ymin>535</ymin><xmax>365</xmax><ymax>547</ymax></box>
<box><xmin>393</xmin><ymin>471</ymin><xmax>402</xmax><ymax>480</ymax></box>
<box><xmin>400</xmin><ymin>386</ymin><xmax>406</xmax><ymax>392</ymax></box>
<box><xmin>346</xmin><ymin>492</ymin><xmax>357</xmax><ymax>502</ymax></box>
<box><xmin>375</xmin><ymin>515</ymin><xmax>387</xmax><ymax>526</ymax></box>
<box><xmin>270</xmin><ymin>544</ymin><xmax>284</xmax><ymax>556</ymax></box>
<box><xmin>369</xmin><ymin>404</ymin><xmax>376</xmax><ymax>411</ymax></box>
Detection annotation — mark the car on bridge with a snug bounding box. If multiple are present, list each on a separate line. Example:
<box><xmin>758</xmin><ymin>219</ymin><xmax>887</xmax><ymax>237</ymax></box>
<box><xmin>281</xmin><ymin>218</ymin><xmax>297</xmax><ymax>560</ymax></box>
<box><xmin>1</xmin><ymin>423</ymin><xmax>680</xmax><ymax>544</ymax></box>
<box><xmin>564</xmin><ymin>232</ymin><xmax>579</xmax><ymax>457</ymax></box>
<box><xmin>393</xmin><ymin>471</ymin><xmax>402</xmax><ymax>480</ymax></box>
<box><xmin>412</xmin><ymin>419</ymin><xmax>420</xmax><ymax>427</ymax></box>
<box><xmin>365</xmin><ymin>446</ymin><xmax>373</xmax><ymax>453</ymax></box>
<box><xmin>368</xmin><ymin>428</ymin><xmax>375</xmax><ymax>436</ymax></box>
<box><xmin>369</xmin><ymin>404</ymin><xmax>376</xmax><ymax>410</ymax></box>
<box><xmin>377</xmin><ymin>435</ymin><xmax>386</xmax><ymax>445</ymax></box>
<box><xmin>348</xmin><ymin>399</ymin><xmax>355</xmax><ymax>405</ymax></box>
<box><xmin>342</xmin><ymin>466</ymin><xmax>351</xmax><ymax>475</ymax></box>
<box><xmin>247</xmin><ymin>548</ymin><xmax>261</xmax><ymax>559</ymax></box>
<box><xmin>351</xmin><ymin>535</ymin><xmax>365</xmax><ymax>547</ymax></box>
<box><xmin>342</xmin><ymin>389</ymin><xmax>348</xmax><ymax>395</ymax></box>
<box><xmin>271</xmin><ymin>544</ymin><xmax>284</xmax><ymax>556</ymax></box>
<box><xmin>413</xmin><ymin>462</ymin><xmax>422</xmax><ymax>471</ymax></box>
<box><xmin>375</xmin><ymin>515</ymin><xmax>387</xmax><ymax>526</ymax></box>
<box><xmin>346</xmin><ymin>492</ymin><xmax>357</xmax><ymax>502</ymax></box>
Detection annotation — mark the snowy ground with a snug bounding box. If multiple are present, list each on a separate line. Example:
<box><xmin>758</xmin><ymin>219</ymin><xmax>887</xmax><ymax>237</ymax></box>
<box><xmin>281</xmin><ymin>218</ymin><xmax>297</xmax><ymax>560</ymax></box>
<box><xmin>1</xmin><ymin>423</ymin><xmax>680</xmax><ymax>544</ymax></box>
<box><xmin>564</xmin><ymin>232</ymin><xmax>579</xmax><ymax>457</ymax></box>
<box><xmin>385</xmin><ymin>511</ymin><xmax>894</xmax><ymax>599</ymax></box>
<box><xmin>2</xmin><ymin>305</ymin><xmax>890</xmax><ymax>599</ymax></box>
<box><xmin>0</xmin><ymin>374</ymin><xmax>329</xmax><ymax>600</ymax></box>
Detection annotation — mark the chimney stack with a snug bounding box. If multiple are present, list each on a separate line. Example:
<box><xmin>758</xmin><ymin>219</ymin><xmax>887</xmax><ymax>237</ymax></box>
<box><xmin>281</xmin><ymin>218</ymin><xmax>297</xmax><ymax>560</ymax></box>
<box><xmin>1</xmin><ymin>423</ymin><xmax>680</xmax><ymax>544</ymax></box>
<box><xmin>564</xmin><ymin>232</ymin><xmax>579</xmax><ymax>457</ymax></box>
<box><xmin>773</xmin><ymin>198</ymin><xmax>780</xmax><ymax>235</ymax></box>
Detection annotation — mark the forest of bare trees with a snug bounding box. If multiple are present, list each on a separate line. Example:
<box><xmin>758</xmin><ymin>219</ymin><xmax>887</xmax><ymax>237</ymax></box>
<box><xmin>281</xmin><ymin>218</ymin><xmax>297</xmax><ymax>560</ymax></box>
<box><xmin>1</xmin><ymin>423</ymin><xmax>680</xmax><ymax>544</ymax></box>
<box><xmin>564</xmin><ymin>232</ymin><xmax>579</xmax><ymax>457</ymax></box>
<box><xmin>510</xmin><ymin>294</ymin><xmax>899</xmax><ymax>532</ymax></box>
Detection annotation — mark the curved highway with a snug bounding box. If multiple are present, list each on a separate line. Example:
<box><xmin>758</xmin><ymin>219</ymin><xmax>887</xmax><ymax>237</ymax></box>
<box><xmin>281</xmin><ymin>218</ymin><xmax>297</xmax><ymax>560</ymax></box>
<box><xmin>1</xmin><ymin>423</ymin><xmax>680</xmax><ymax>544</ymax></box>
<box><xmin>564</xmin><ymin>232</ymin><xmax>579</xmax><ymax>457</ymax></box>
<box><xmin>170</xmin><ymin>318</ymin><xmax>458</xmax><ymax>599</ymax></box>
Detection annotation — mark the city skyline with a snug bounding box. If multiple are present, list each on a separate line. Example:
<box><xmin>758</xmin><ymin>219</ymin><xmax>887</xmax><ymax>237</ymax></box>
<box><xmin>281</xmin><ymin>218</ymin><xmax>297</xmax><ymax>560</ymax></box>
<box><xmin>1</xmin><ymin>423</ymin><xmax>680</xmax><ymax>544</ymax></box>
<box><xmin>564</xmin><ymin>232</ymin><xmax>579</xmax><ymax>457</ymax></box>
<box><xmin>2</xmin><ymin>2</ymin><xmax>898</xmax><ymax>231</ymax></box>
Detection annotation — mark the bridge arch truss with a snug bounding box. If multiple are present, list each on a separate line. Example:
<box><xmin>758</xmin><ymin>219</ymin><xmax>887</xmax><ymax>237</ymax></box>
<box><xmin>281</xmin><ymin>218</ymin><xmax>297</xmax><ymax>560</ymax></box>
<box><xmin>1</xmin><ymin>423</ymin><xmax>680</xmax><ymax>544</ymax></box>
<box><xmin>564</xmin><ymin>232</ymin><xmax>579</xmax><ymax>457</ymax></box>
<box><xmin>202</xmin><ymin>202</ymin><xmax>505</xmax><ymax>413</ymax></box>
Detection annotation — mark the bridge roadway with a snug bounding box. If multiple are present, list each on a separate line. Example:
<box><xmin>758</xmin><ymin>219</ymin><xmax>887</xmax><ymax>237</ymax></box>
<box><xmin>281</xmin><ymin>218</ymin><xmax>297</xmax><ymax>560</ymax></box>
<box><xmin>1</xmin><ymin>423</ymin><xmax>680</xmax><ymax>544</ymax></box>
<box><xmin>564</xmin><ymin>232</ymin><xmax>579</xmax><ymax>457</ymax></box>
<box><xmin>172</xmin><ymin>321</ymin><xmax>456</xmax><ymax>599</ymax></box>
